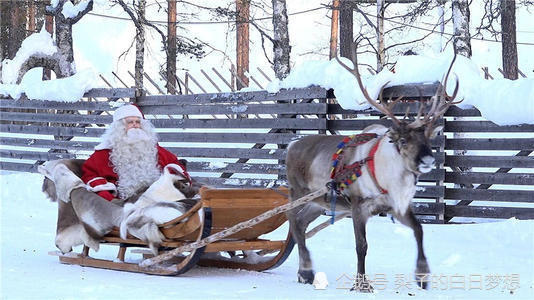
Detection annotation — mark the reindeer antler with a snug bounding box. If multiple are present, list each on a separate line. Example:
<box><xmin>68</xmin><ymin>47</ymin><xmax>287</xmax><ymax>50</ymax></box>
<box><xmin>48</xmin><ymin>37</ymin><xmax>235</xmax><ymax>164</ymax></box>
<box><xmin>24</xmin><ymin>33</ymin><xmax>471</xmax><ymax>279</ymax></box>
<box><xmin>335</xmin><ymin>42</ymin><xmax>402</xmax><ymax>127</ymax></box>
<box><xmin>407</xmin><ymin>50</ymin><xmax>463</xmax><ymax>137</ymax></box>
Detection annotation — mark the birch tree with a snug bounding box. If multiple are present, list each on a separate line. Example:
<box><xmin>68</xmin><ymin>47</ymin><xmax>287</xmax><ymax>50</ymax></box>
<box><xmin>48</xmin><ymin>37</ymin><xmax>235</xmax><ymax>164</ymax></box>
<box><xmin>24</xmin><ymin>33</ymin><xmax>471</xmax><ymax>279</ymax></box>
<box><xmin>272</xmin><ymin>0</ymin><xmax>290</xmax><ymax>79</ymax></box>
<box><xmin>114</xmin><ymin>0</ymin><xmax>147</xmax><ymax>92</ymax></box>
<box><xmin>452</xmin><ymin>0</ymin><xmax>472</xmax><ymax>58</ymax></box>
<box><xmin>451</xmin><ymin>0</ymin><xmax>472</xmax><ymax>190</ymax></box>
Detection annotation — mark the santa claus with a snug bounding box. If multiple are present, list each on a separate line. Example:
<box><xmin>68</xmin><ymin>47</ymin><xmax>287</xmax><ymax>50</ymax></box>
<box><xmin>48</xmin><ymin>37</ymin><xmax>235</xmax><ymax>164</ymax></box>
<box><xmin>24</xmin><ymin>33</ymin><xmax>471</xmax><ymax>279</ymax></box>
<box><xmin>82</xmin><ymin>104</ymin><xmax>190</xmax><ymax>202</ymax></box>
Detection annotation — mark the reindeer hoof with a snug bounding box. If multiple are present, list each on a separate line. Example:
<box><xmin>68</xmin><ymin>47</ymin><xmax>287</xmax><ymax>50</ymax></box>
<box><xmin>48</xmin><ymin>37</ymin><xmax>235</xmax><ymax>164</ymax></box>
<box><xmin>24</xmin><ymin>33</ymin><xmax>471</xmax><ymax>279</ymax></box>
<box><xmin>297</xmin><ymin>270</ymin><xmax>315</xmax><ymax>284</ymax></box>
<box><xmin>350</xmin><ymin>283</ymin><xmax>374</xmax><ymax>293</ymax></box>
<box><xmin>415</xmin><ymin>273</ymin><xmax>430</xmax><ymax>290</ymax></box>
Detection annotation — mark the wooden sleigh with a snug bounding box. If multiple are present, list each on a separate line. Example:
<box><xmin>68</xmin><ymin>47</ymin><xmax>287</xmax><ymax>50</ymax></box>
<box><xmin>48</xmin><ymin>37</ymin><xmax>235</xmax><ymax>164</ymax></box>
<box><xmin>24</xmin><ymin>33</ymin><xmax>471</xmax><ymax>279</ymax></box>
<box><xmin>52</xmin><ymin>187</ymin><xmax>296</xmax><ymax>276</ymax></box>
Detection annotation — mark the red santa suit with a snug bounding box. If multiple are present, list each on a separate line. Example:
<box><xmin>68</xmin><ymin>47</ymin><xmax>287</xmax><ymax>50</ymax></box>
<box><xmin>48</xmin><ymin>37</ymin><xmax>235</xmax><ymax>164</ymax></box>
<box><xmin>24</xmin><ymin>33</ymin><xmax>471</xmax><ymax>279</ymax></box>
<box><xmin>81</xmin><ymin>146</ymin><xmax>187</xmax><ymax>201</ymax></box>
<box><xmin>81</xmin><ymin>104</ymin><xmax>189</xmax><ymax>201</ymax></box>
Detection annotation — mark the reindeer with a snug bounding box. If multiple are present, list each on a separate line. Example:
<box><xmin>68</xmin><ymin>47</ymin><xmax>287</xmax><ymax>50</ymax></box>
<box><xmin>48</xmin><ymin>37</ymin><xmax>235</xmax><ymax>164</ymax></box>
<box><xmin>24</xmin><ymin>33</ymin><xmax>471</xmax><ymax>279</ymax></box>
<box><xmin>285</xmin><ymin>50</ymin><xmax>460</xmax><ymax>291</ymax></box>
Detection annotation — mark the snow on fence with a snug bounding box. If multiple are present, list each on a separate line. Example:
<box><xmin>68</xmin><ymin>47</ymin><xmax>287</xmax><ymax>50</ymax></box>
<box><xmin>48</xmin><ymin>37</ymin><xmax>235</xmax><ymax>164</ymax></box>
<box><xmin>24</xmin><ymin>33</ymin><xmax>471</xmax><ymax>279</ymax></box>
<box><xmin>0</xmin><ymin>85</ymin><xmax>533</xmax><ymax>223</ymax></box>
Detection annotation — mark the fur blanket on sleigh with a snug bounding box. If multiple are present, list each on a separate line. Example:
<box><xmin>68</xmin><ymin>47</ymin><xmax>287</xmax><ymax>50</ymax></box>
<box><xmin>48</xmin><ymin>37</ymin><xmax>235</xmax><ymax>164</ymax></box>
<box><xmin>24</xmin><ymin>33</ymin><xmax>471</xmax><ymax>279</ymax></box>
<box><xmin>39</xmin><ymin>159</ymin><xmax>201</xmax><ymax>255</ymax></box>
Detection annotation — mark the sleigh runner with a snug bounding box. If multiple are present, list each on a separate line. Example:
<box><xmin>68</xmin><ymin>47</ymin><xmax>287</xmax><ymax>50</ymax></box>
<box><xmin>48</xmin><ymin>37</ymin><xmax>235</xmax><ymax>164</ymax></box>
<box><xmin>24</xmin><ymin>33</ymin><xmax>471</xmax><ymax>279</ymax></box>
<box><xmin>51</xmin><ymin>186</ymin><xmax>296</xmax><ymax>275</ymax></box>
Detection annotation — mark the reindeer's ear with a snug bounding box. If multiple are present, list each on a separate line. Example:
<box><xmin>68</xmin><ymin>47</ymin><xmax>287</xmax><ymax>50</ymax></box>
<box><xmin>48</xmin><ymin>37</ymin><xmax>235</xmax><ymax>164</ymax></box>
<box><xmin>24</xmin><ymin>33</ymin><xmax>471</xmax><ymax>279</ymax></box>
<box><xmin>428</xmin><ymin>125</ymin><xmax>444</xmax><ymax>139</ymax></box>
<box><xmin>178</xmin><ymin>159</ymin><xmax>188</xmax><ymax>168</ymax></box>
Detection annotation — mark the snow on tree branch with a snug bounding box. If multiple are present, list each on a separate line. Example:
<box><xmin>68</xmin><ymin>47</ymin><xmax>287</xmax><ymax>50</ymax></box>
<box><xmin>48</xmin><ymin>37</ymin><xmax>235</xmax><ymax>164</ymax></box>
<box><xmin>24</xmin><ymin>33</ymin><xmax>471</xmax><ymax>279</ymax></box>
<box><xmin>1</xmin><ymin>27</ymin><xmax>58</xmax><ymax>84</ymax></box>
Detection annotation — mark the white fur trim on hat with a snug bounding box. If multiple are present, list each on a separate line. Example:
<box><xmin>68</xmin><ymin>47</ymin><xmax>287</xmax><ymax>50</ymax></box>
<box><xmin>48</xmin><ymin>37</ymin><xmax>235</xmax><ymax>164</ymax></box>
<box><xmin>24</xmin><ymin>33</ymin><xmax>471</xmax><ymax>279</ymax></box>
<box><xmin>113</xmin><ymin>105</ymin><xmax>143</xmax><ymax>122</ymax></box>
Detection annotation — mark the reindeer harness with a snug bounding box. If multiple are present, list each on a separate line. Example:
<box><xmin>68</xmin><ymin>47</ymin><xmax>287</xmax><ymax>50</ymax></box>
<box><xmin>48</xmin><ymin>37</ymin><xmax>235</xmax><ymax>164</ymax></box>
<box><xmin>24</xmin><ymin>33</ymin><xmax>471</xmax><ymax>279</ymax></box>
<box><xmin>328</xmin><ymin>133</ymin><xmax>388</xmax><ymax>223</ymax></box>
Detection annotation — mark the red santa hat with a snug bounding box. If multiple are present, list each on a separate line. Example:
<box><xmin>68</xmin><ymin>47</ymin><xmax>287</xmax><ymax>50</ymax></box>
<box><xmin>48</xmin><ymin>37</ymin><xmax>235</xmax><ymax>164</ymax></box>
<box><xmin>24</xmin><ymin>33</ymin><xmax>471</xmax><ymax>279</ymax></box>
<box><xmin>113</xmin><ymin>104</ymin><xmax>143</xmax><ymax>122</ymax></box>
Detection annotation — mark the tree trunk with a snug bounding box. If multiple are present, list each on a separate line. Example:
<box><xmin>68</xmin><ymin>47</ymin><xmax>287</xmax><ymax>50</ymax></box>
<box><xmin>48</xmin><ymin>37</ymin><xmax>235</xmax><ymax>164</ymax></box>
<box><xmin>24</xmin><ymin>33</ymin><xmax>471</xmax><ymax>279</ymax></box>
<box><xmin>6</xmin><ymin>1</ymin><xmax>28</xmax><ymax>60</ymax></box>
<box><xmin>167</xmin><ymin>0</ymin><xmax>177</xmax><ymax>94</ymax></box>
<box><xmin>43</xmin><ymin>12</ymin><xmax>54</xmax><ymax>80</ymax></box>
<box><xmin>436</xmin><ymin>0</ymin><xmax>445</xmax><ymax>52</ymax></box>
<box><xmin>55</xmin><ymin>20</ymin><xmax>76</xmax><ymax>77</ymax></box>
<box><xmin>272</xmin><ymin>0</ymin><xmax>290</xmax><ymax>79</ymax></box>
<box><xmin>135</xmin><ymin>0</ymin><xmax>146</xmax><ymax>92</ymax></box>
<box><xmin>329</xmin><ymin>0</ymin><xmax>339</xmax><ymax>59</ymax></box>
<box><xmin>339</xmin><ymin>0</ymin><xmax>354</xmax><ymax>59</ymax></box>
<box><xmin>501</xmin><ymin>0</ymin><xmax>518</xmax><ymax>80</ymax></box>
<box><xmin>0</xmin><ymin>2</ymin><xmax>7</xmax><ymax>61</ymax></box>
<box><xmin>451</xmin><ymin>0</ymin><xmax>473</xmax><ymax>193</ymax></box>
<box><xmin>28</xmin><ymin>1</ymin><xmax>36</xmax><ymax>33</ymax></box>
<box><xmin>236</xmin><ymin>0</ymin><xmax>250</xmax><ymax>90</ymax></box>
<box><xmin>376</xmin><ymin>0</ymin><xmax>385</xmax><ymax>71</ymax></box>
<box><xmin>452</xmin><ymin>0</ymin><xmax>472</xmax><ymax>58</ymax></box>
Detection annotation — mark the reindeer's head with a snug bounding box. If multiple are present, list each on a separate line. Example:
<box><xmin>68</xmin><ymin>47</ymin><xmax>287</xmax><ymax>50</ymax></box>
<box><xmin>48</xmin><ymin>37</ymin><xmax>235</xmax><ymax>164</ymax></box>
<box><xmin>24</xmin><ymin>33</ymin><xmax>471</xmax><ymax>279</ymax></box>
<box><xmin>336</xmin><ymin>48</ymin><xmax>461</xmax><ymax>175</ymax></box>
<box><xmin>386</xmin><ymin>120</ymin><xmax>442</xmax><ymax>175</ymax></box>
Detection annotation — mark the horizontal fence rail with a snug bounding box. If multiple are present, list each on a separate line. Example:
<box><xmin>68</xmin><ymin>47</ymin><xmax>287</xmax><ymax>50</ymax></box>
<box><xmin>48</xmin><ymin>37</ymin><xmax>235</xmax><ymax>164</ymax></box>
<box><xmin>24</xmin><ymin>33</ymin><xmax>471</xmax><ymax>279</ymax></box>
<box><xmin>1</xmin><ymin>85</ymin><xmax>532</xmax><ymax>223</ymax></box>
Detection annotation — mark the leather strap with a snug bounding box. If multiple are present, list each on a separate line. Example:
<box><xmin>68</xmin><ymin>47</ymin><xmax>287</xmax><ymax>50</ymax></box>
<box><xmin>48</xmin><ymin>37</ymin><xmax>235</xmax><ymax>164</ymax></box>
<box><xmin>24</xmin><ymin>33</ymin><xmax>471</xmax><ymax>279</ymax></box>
<box><xmin>367</xmin><ymin>137</ymin><xmax>388</xmax><ymax>194</ymax></box>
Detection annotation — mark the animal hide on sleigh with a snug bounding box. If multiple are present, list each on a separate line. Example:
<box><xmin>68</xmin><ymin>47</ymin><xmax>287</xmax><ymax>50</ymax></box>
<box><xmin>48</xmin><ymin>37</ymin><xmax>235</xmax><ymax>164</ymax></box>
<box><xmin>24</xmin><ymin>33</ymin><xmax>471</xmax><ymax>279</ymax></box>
<box><xmin>39</xmin><ymin>159</ymin><xmax>122</xmax><ymax>253</ymax></box>
<box><xmin>39</xmin><ymin>159</ymin><xmax>200</xmax><ymax>255</ymax></box>
<box><xmin>119</xmin><ymin>163</ymin><xmax>198</xmax><ymax>254</ymax></box>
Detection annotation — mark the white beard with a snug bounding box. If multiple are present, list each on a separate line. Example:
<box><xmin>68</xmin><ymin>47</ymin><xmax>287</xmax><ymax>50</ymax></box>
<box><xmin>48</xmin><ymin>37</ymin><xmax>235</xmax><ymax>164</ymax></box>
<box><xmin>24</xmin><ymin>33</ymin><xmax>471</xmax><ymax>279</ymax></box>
<box><xmin>125</xmin><ymin>128</ymin><xmax>152</xmax><ymax>144</ymax></box>
<box><xmin>107</xmin><ymin>122</ymin><xmax>162</xmax><ymax>200</ymax></box>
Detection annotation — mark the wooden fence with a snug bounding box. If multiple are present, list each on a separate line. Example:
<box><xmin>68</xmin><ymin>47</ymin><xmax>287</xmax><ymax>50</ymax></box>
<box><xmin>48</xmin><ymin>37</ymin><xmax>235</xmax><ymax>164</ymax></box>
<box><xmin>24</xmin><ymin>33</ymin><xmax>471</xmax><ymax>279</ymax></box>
<box><xmin>1</xmin><ymin>85</ymin><xmax>533</xmax><ymax>223</ymax></box>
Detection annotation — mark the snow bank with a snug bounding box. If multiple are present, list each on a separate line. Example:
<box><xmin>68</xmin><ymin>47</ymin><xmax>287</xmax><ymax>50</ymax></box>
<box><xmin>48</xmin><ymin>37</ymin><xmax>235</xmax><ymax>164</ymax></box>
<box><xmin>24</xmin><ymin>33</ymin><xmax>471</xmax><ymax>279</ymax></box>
<box><xmin>268</xmin><ymin>51</ymin><xmax>534</xmax><ymax>126</ymax></box>
<box><xmin>0</xmin><ymin>68</ymin><xmax>99</xmax><ymax>102</ymax></box>
<box><xmin>1</xmin><ymin>171</ymin><xmax>533</xmax><ymax>299</ymax></box>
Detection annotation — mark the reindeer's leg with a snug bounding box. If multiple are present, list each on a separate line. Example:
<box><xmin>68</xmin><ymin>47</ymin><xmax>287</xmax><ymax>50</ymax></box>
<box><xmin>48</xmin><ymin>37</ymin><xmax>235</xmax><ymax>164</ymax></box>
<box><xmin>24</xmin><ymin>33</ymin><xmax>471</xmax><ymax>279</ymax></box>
<box><xmin>351</xmin><ymin>200</ymin><xmax>373</xmax><ymax>292</ymax></box>
<box><xmin>395</xmin><ymin>208</ymin><xmax>430</xmax><ymax>290</ymax></box>
<box><xmin>286</xmin><ymin>198</ymin><xmax>324</xmax><ymax>284</ymax></box>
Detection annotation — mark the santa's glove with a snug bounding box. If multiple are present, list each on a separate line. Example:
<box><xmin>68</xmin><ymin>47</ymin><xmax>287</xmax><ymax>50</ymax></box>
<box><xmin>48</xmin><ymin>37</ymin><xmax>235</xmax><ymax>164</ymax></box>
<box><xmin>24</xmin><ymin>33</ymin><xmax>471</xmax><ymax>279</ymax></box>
<box><xmin>97</xmin><ymin>190</ymin><xmax>115</xmax><ymax>201</ymax></box>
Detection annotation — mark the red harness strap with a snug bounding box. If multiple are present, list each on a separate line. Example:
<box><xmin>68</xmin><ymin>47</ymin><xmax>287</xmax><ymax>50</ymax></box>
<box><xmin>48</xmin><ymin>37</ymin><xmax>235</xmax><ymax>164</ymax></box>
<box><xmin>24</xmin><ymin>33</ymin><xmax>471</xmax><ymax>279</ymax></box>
<box><xmin>367</xmin><ymin>138</ymin><xmax>388</xmax><ymax>194</ymax></box>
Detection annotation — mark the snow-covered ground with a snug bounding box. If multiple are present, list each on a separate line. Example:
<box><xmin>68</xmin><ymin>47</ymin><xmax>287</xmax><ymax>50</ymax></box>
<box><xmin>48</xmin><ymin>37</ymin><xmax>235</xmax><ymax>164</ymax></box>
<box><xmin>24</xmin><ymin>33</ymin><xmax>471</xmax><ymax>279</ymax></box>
<box><xmin>1</xmin><ymin>171</ymin><xmax>533</xmax><ymax>300</ymax></box>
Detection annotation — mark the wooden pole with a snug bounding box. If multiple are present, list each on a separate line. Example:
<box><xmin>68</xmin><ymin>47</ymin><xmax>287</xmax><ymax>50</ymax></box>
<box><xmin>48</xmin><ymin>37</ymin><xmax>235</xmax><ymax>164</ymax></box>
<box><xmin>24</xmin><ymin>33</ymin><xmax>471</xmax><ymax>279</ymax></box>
<box><xmin>236</xmin><ymin>0</ymin><xmax>249</xmax><ymax>90</ymax></box>
<box><xmin>329</xmin><ymin>0</ymin><xmax>340</xmax><ymax>59</ymax></box>
<box><xmin>139</xmin><ymin>186</ymin><xmax>328</xmax><ymax>269</ymax></box>
<box><xmin>167</xmin><ymin>0</ymin><xmax>177</xmax><ymax>94</ymax></box>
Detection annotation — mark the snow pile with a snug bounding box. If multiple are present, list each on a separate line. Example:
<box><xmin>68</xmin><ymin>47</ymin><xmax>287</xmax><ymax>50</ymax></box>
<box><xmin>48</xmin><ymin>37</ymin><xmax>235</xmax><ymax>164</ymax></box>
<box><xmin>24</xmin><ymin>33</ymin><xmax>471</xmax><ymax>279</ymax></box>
<box><xmin>24</xmin><ymin>68</ymin><xmax>99</xmax><ymax>102</ymax></box>
<box><xmin>0</xmin><ymin>68</ymin><xmax>99</xmax><ymax>102</ymax></box>
<box><xmin>61</xmin><ymin>0</ymin><xmax>91</xmax><ymax>19</ymax></box>
<box><xmin>1</xmin><ymin>27</ymin><xmax>57</xmax><ymax>84</ymax></box>
<box><xmin>268</xmin><ymin>51</ymin><xmax>534</xmax><ymax>126</ymax></box>
<box><xmin>267</xmin><ymin>58</ymin><xmax>394</xmax><ymax>111</ymax></box>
